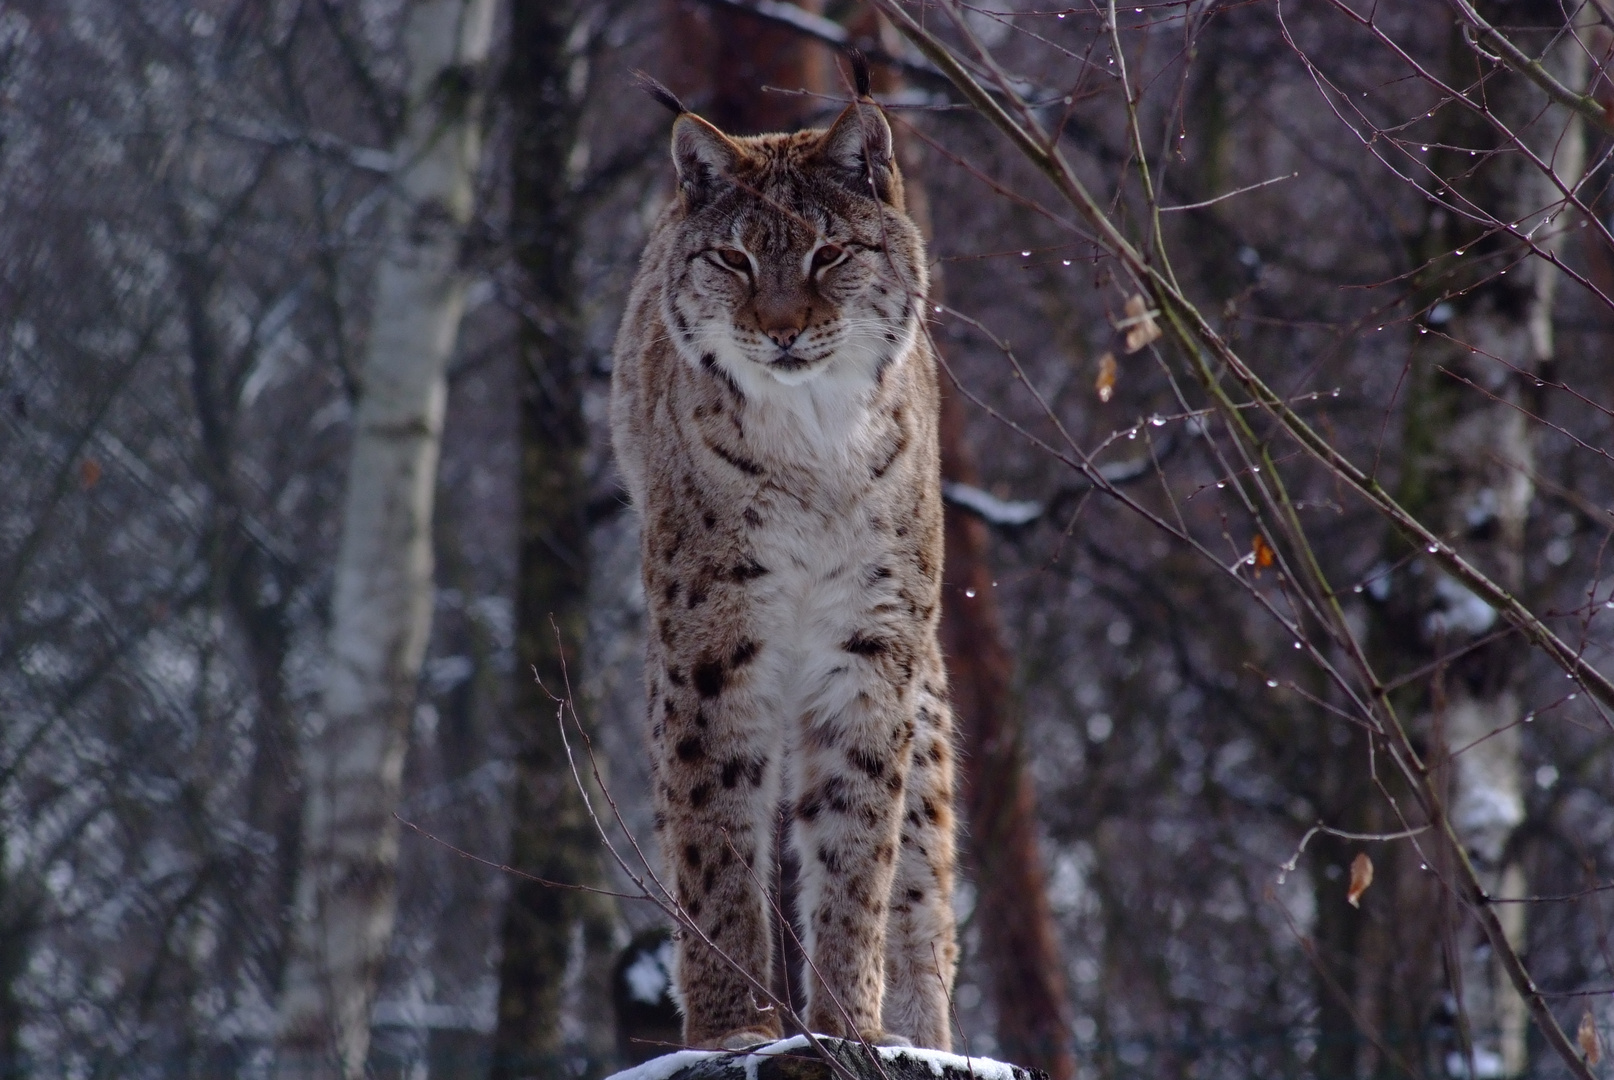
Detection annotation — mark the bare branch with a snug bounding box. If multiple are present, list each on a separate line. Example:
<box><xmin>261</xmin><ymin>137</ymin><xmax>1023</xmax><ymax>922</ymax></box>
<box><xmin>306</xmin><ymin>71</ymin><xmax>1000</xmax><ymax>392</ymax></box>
<box><xmin>1445</xmin><ymin>0</ymin><xmax>1614</xmax><ymax>136</ymax></box>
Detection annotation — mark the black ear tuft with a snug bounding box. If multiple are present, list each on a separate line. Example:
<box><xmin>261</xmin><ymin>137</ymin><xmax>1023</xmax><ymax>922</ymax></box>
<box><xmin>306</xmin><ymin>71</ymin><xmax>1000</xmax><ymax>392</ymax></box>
<box><xmin>848</xmin><ymin>48</ymin><xmax>872</xmax><ymax>99</ymax></box>
<box><xmin>634</xmin><ymin>71</ymin><xmax>687</xmax><ymax>116</ymax></box>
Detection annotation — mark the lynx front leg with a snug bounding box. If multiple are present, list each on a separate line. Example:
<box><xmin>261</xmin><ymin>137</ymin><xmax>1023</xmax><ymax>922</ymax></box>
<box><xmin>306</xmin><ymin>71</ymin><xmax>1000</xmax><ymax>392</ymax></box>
<box><xmin>650</xmin><ymin>641</ymin><xmax>784</xmax><ymax>1049</ymax></box>
<box><xmin>881</xmin><ymin>683</ymin><xmax>957</xmax><ymax>1050</ymax></box>
<box><xmin>790</xmin><ymin>679</ymin><xmax>915</xmax><ymax>1042</ymax></box>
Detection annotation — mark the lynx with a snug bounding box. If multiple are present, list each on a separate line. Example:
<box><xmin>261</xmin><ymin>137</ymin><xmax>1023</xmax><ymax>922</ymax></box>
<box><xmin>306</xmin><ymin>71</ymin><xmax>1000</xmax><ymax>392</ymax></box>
<box><xmin>609</xmin><ymin>81</ymin><xmax>957</xmax><ymax>1052</ymax></box>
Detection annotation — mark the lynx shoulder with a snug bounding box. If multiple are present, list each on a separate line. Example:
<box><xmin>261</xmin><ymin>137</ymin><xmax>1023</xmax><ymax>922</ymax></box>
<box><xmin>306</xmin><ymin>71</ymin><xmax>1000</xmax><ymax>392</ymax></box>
<box><xmin>609</xmin><ymin>91</ymin><xmax>958</xmax><ymax>1052</ymax></box>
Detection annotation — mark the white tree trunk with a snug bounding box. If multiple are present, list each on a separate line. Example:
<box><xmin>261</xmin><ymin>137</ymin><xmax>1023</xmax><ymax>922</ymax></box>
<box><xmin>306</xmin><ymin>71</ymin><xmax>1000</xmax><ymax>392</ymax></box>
<box><xmin>1446</xmin><ymin>30</ymin><xmax>1586</xmax><ymax>1080</ymax></box>
<box><xmin>274</xmin><ymin>1</ymin><xmax>496</xmax><ymax>1075</ymax></box>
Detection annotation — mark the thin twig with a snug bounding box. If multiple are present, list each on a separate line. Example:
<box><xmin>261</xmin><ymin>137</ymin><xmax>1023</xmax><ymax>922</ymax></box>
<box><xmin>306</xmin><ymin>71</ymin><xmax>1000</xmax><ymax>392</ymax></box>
<box><xmin>1158</xmin><ymin>171</ymin><xmax>1299</xmax><ymax>211</ymax></box>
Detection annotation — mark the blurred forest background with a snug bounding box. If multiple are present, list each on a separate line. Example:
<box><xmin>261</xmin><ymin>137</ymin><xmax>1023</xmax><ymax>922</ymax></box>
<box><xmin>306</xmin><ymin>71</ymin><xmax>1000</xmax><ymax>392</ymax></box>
<box><xmin>5</xmin><ymin>0</ymin><xmax>1614</xmax><ymax>1078</ymax></box>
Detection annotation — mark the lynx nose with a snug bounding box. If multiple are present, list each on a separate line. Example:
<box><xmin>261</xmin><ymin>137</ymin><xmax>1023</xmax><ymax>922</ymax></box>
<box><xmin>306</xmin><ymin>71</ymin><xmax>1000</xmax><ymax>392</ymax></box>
<box><xmin>754</xmin><ymin>291</ymin><xmax>809</xmax><ymax>352</ymax></box>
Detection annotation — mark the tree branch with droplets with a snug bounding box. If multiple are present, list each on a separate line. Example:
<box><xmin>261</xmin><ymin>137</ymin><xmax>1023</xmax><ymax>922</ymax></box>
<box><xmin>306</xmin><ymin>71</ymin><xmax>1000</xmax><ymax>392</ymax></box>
<box><xmin>864</xmin><ymin>2</ymin><xmax>1604</xmax><ymax>1077</ymax></box>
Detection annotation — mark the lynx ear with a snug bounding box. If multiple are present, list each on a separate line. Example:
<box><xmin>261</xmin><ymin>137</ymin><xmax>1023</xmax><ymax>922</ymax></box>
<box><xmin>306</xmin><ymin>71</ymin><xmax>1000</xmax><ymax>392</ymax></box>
<box><xmin>820</xmin><ymin>102</ymin><xmax>899</xmax><ymax>205</ymax></box>
<box><xmin>672</xmin><ymin>113</ymin><xmax>740</xmax><ymax>206</ymax></box>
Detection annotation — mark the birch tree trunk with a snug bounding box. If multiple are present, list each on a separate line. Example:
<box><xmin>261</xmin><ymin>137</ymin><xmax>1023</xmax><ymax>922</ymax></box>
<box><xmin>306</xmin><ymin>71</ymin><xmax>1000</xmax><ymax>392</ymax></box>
<box><xmin>273</xmin><ymin>2</ymin><xmax>496</xmax><ymax>1074</ymax></box>
<box><xmin>1439</xmin><ymin>26</ymin><xmax>1587</xmax><ymax>1076</ymax></box>
<box><xmin>1379</xmin><ymin>16</ymin><xmax>1588</xmax><ymax>1078</ymax></box>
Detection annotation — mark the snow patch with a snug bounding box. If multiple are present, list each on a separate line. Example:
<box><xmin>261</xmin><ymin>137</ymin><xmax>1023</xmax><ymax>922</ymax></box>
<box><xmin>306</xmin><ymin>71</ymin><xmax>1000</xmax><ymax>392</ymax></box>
<box><xmin>623</xmin><ymin>941</ymin><xmax>673</xmax><ymax>1004</ymax></box>
<box><xmin>1453</xmin><ymin>785</ymin><xmax>1524</xmax><ymax>844</ymax></box>
<box><xmin>1446</xmin><ymin>1048</ymin><xmax>1506</xmax><ymax>1079</ymax></box>
<box><xmin>876</xmin><ymin>1045</ymin><xmax>1024</xmax><ymax>1080</ymax></box>
<box><xmin>943</xmin><ymin>482</ymin><xmax>1042</xmax><ymax>526</ymax></box>
<box><xmin>610</xmin><ymin>1048</ymin><xmax>723</xmax><ymax>1080</ymax></box>
<box><xmin>1426</xmin><ymin>574</ymin><xmax>1497</xmax><ymax>636</ymax></box>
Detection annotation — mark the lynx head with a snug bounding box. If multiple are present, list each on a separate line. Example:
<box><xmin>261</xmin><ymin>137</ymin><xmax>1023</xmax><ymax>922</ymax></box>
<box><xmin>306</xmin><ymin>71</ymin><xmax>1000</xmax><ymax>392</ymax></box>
<box><xmin>659</xmin><ymin>102</ymin><xmax>927</xmax><ymax>387</ymax></box>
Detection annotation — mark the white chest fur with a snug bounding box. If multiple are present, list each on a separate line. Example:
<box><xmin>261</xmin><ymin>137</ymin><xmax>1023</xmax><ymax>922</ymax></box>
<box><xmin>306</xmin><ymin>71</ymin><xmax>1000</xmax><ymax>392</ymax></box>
<box><xmin>708</xmin><ymin>347</ymin><xmax>917</xmax><ymax>740</ymax></box>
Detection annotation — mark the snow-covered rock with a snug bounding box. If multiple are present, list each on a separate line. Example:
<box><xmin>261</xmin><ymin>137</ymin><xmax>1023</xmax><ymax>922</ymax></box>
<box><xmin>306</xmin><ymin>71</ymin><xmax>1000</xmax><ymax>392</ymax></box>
<box><xmin>605</xmin><ymin>1036</ymin><xmax>1046</xmax><ymax>1080</ymax></box>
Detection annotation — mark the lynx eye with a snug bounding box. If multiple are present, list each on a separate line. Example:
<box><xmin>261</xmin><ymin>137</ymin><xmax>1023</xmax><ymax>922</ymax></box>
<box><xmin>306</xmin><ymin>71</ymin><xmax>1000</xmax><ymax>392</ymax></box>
<box><xmin>811</xmin><ymin>244</ymin><xmax>847</xmax><ymax>272</ymax></box>
<box><xmin>713</xmin><ymin>248</ymin><xmax>751</xmax><ymax>272</ymax></box>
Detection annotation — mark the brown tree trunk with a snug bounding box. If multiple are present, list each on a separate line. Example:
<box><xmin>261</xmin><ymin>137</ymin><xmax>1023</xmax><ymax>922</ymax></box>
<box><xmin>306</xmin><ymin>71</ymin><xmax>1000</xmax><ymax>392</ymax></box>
<box><xmin>664</xmin><ymin>0</ymin><xmax>831</xmax><ymax>135</ymax></box>
<box><xmin>935</xmin><ymin>387</ymin><xmax>1074</xmax><ymax>1080</ymax></box>
<box><xmin>853</xmin><ymin>24</ymin><xmax>1075</xmax><ymax>1078</ymax></box>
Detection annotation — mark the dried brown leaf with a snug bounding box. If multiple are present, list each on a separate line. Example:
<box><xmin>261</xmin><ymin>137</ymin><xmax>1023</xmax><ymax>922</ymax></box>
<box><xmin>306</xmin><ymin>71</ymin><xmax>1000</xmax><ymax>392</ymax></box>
<box><xmin>1346</xmin><ymin>851</ymin><xmax>1374</xmax><ymax>908</ymax></box>
<box><xmin>1252</xmin><ymin>533</ymin><xmax>1275</xmax><ymax>576</ymax></box>
<box><xmin>1121</xmin><ymin>294</ymin><xmax>1161</xmax><ymax>353</ymax></box>
<box><xmin>1095</xmin><ymin>352</ymin><xmax>1117</xmax><ymax>403</ymax></box>
<box><xmin>1581</xmin><ymin>1008</ymin><xmax>1601</xmax><ymax>1065</ymax></box>
<box><xmin>79</xmin><ymin>457</ymin><xmax>102</xmax><ymax>490</ymax></box>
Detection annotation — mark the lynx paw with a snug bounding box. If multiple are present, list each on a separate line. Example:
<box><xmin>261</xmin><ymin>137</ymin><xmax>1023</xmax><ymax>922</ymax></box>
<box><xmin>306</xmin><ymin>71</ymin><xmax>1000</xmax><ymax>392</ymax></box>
<box><xmin>858</xmin><ymin>1031</ymin><xmax>914</xmax><ymax>1048</ymax></box>
<box><xmin>709</xmin><ymin>1029</ymin><xmax>783</xmax><ymax>1052</ymax></box>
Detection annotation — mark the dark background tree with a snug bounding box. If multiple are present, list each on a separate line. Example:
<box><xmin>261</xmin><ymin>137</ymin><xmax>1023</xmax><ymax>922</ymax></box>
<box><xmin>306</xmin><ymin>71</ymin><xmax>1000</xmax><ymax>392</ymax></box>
<box><xmin>491</xmin><ymin>1</ymin><xmax>620</xmax><ymax>1076</ymax></box>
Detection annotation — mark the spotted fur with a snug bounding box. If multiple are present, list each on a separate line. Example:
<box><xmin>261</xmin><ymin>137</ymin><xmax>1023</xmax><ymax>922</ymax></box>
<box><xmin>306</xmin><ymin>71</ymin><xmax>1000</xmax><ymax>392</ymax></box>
<box><xmin>610</xmin><ymin>100</ymin><xmax>957</xmax><ymax>1050</ymax></box>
